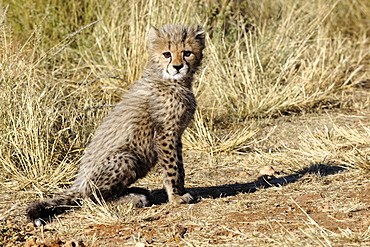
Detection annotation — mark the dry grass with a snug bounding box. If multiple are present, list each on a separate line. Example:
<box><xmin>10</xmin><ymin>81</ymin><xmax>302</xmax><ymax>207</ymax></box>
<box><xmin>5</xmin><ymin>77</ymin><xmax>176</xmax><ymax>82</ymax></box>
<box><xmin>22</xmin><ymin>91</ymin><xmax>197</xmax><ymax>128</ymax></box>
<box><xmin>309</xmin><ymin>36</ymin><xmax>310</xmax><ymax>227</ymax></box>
<box><xmin>1</xmin><ymin>0</ymin><xmax>370</xmax><ymax>246</ymax></box>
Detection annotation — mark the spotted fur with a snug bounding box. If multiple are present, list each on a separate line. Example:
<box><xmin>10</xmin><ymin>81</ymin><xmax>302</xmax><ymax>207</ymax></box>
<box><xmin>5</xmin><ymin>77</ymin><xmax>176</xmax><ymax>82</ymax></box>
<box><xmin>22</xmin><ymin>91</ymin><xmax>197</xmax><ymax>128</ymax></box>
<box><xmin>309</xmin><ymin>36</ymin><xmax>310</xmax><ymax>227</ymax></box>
<box><xmin>27</xmin><ymin>24</ymin><xmax>206</xmax><ymax>226</ymax></box>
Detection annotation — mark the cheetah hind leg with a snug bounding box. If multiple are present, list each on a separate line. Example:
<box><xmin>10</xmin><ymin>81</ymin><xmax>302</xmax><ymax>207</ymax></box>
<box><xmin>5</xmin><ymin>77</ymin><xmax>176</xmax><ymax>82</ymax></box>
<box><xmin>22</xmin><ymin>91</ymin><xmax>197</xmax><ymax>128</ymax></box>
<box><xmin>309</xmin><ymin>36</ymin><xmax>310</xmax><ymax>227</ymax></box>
<box><xmin>114</xmin><ymin>187</ymin><xmax>152</xmax><ymax>207</ymax></box>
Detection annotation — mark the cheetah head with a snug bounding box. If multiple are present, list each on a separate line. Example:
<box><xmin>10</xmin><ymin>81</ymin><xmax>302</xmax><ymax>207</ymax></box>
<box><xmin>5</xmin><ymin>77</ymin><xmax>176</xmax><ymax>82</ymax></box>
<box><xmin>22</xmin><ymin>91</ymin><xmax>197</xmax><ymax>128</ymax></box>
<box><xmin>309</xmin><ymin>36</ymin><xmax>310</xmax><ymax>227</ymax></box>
<box><xmin>148</xmin><ymin>24</ymin><xmax>205</xmax><ymax>81</ymax></box>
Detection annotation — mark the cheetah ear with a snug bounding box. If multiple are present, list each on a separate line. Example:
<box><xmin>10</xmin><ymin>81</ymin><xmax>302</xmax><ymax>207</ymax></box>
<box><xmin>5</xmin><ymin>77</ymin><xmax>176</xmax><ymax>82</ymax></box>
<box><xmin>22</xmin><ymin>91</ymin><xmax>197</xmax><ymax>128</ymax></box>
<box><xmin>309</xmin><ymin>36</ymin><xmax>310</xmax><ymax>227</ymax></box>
<box><xmin>148</xmin><ymin>26</ymin><xmax>161</xmax><ymax>43</ymax></box>
<box><xmin>189</xmin><ymin>24</ymin><xmax>205</xmax><ymax>41</ymax></box>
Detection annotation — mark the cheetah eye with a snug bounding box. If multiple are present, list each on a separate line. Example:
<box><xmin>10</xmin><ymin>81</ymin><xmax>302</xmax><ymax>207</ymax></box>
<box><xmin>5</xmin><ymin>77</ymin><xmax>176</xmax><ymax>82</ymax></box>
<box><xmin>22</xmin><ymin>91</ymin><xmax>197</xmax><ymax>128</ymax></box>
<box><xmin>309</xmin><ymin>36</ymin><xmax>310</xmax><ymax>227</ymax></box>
<box><xmin>163</xmin><ymin>52</ymin><xmax>171</xmax><ymax>58</ymax></box>
<box><xmin>183</xmin><ymin>51</ymin><xmax>192</xmax><ymax>57</ymax></box>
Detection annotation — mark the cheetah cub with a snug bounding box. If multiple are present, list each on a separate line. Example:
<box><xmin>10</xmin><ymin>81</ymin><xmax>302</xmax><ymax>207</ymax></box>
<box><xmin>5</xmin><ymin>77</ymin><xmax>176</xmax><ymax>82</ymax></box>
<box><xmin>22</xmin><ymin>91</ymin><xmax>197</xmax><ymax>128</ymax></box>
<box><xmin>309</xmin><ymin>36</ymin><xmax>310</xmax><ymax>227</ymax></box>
<box><xmin>27</xmin><ymin>24</ymin><xmax>206</xmax><ymax>226</ymax></box>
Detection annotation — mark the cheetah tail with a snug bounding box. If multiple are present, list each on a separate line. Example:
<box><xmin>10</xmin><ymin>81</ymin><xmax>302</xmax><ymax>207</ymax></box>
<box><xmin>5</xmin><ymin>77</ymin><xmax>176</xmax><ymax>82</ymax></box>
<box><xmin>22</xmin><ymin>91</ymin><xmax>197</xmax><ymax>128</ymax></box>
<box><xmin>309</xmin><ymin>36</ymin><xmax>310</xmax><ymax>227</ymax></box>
<box><xmin>26</xmin><ymin>191</ymin><xmax>79</xmax><ymax>226</ymax></box>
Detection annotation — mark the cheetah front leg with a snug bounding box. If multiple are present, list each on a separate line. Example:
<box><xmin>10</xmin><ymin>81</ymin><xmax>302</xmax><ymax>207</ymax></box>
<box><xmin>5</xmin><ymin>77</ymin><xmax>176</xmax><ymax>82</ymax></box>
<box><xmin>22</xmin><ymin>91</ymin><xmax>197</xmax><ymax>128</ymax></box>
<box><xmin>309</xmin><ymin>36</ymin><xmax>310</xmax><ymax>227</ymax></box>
<box><xmin>157</xmin><ymin>134</ymin><xmax>194</xmax><ymax>204</ymax></box>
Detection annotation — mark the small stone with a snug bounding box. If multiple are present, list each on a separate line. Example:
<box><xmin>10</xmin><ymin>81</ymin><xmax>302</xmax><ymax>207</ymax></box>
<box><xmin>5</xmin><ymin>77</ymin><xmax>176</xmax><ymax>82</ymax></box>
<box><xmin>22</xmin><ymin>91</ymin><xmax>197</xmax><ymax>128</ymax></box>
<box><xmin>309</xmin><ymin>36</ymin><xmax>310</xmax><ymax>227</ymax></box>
<box><xmin>238</xmin><ymin>171</ymin><xmax>250</xmax><ymax>177</ymax></box>
<box><xmin>33</xmin><ymin>219</ymin><xmax>43</xmax><ymax>227</ymax></box>
<box><xmin>259</xmin><ymin>166</ymin><xmax>275</xmax><ymax>176</ymax></box>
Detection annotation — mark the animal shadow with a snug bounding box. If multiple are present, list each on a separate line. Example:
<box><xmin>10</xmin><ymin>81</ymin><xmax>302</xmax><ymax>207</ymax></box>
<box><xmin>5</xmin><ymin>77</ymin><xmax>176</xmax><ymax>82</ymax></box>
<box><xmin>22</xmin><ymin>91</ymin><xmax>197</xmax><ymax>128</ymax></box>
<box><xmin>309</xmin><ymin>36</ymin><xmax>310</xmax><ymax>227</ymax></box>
<box><xmin>150</xmin><ymin>162</ymin><xmax>347</xmax><ymax>205</ymax></box>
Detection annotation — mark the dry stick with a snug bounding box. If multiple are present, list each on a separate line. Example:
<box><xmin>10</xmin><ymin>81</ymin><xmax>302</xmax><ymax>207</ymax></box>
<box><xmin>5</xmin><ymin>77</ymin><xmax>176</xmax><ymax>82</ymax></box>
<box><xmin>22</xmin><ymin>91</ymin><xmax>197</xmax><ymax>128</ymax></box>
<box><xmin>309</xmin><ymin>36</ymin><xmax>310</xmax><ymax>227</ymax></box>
<box><xmin>35</xmin><ymin>19</ymin><xmax>104</xmax><ymax>67</ymax></box>
<box><xmin>65</xmin><ymin>19</ymin><xmax>104</xmax><ymax>39</ymax></box>
<box><xmin>87</xmin><ymin>68</ymin><xmax>127</xmax><ymax>85</ymax></box>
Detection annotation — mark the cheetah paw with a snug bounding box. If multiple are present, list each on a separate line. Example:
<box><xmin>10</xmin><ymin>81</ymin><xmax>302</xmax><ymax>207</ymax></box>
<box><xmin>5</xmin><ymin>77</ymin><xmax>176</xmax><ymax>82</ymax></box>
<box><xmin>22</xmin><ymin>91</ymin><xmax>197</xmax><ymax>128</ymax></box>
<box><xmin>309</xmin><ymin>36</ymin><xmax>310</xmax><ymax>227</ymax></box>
<box><xmin>169</xmin><ymin>192</ymin><xmax>195</xmax><ymax>204</ymax></box>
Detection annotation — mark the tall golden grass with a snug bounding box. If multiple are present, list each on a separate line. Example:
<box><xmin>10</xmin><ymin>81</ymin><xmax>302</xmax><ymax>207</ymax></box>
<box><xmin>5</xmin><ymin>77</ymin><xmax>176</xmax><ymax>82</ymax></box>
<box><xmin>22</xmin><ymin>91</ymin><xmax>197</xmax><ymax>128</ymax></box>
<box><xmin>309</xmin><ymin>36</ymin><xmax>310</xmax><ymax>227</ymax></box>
<box><xmin>0</xmin><ymin>0</ymin><xmax>369</xmax><ymax>190</ymax></box>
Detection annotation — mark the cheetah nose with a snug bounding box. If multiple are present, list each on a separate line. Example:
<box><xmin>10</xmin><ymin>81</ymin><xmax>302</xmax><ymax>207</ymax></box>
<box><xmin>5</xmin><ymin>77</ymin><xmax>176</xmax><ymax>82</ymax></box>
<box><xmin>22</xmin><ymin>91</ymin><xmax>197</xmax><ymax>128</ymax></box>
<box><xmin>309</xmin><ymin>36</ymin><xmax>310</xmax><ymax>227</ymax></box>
<box><xmin>173</xmin><ymin>64</ymin><xmax>184</xmax><ymax>72</ymax></box>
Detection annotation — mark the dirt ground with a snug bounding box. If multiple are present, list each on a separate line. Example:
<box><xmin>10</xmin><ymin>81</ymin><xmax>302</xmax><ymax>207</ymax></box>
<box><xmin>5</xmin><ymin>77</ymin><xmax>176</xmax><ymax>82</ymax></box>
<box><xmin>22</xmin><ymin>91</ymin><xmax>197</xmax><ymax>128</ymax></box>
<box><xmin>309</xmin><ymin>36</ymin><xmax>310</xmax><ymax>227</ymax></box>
<box><xmin>1</xmin><ymin>88</ymin><xmax>370</xmax><ymax>246</ymax></box>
